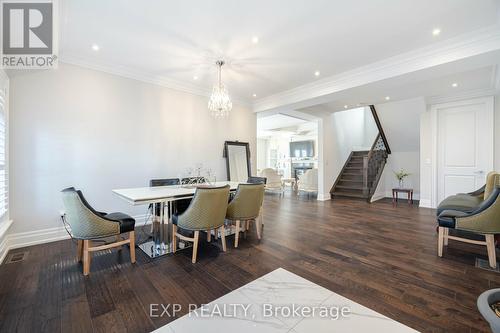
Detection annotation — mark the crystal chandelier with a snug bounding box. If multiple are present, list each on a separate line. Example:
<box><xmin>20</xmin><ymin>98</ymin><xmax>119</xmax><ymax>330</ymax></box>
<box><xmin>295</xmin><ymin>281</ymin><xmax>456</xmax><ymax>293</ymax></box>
<box><xmin>208</xmin><ymin>60</ymin><xmax>232</xmax><ymax>117</ymax></box>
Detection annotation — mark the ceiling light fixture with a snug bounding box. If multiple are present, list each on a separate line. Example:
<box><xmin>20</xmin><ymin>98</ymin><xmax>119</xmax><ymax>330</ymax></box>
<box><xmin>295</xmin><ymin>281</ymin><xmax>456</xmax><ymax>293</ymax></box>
<box><xmin>314</xmin><ymin>71</ymin><xmax>320</xmax><ymax>77</ymax></box>
<box><xmin>91</xmin><ymin>44</ymin><xmax>99</xmax><ymax>51</ymax></box>
<box><xmin>452</xmin><ymin>82</ymin><xmax>458</xmax><ymax>87</ymax></box>
<box><xmin>208</xmin><ymin>60</ymin><xmax>232</xmax><ymax>117</ymax></box>
<box><xmin>252</xmin><ymin>93</ymin><xmax>257</xmax><ymax>97</ymax></box>
<box><xmin>385</xmin><ymin>96</ymin><xmax>390</xmax><ymax>101</ymax></box>
<box><xmin>344</xmin><ymin>105</ymin><xmax>348</xmax><ymax>109</ymax></box>
<box><xmin>432</xmin><ymin>28</ymin><xmax>441</xmax><ymax>36</ymax></box>
<box><xmin>193</xmin><ymin>75</ymin><xmax>198</xmax><ymax>80</ymax></box>
<box><xmin>252</xmin><ymin>36</ymin><xmax>259</xmax><ymax>44</ymax></box>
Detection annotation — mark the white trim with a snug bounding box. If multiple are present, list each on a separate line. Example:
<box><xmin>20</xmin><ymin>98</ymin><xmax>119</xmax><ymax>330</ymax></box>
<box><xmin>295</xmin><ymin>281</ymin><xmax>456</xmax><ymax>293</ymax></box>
<box><xmin>371</xmin><ymin>191</ymin><xmax>421</xmax><ymax>203</ymax></box>
<box><xmin>426</xmin><ymin>87</ymin><xmax>499</xmax><ymax>105</ymax></box>
<box><xmin>58</xmin><ymin>58</ymin><xmax>251</xmax><ymax>108</ymax></box>
<box><xmin>493</xmin><ymin>64</ymin><xmax>500</xmax><ymax>91</ymax></box>
<box><xmin>317</xmin><ymin>192</ymin><xmax>331</xmax><ymax>201</ymax></box>
<box><xmin>254</xmin><ymin>24</ymin><xmax>500</xmax><ymax>112</ymax></box>
<box><xmin>0</xmin><ymin>213</ymin><xmax>149</xmax><ymax>264</ymax></box>
<box><xmin>0</xmin><ymin>219</ymin><xmax>13</xmax><ymax>263</ymax></box>
<box><xmin>419</xmin><ymin>199</ymin><xmax>432</xmax><ymax>208</ymax></box>
<box><xmin>430</xmin><ymin>96</ymin><xmax>495</xmax><ymax>208</ymax></box>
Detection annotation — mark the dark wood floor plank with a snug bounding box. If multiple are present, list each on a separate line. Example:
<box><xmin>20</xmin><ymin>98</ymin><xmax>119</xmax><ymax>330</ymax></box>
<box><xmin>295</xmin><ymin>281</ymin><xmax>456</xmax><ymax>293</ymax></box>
<box><xmin>0</xmin><ymin>195</ymin><xmax>496</xmax><ymax>332</ymax></box>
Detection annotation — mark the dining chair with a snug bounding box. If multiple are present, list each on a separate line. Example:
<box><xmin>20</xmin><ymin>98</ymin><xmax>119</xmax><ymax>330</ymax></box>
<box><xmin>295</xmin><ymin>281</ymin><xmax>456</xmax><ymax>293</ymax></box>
<box><xmin>297</xmin><ymin>168</ymin><xmax>318</xmax><ymax>196</ymax></box>
<box><xmin>226</xmin><ymin>183</ymin><xmax>265</xmax><ymax>248</ymax></box>
<box><xmin>149</xmin><ymin>178</ymin><xmax>180</xmax><ymax>215</ymax></box>
<box><xmin>61</xmin><ymin>187</ymin><xmax>136</xmax><ymax>276</ymax></box>
<box><xmin>260</xmin><ymin>168</ymin><xmax>284</xmax><ymax>197</ymax></box>
<box><xmin>172</xmin><ymin>185</ymin><xmax>230</xmax><ymax>263</ymax></box>
<box><xmin>247</xmin><ymin>176</ymin><xmax>267</xmax><ymax>184</ymax></box>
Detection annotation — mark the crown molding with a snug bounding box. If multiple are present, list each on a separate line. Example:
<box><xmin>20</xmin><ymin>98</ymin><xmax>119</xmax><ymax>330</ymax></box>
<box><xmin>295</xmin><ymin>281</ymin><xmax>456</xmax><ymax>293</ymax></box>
<box><xmin>254</xmin><ymin>24</ymin><xmax>500</xmax><ymax>112</ymax></box>
<box><xmin>425</xmin><ymin>87</ymin><xmax>499</xmax><ymax>105</ymax></box>
<box><xmin>59</xmin><ymin>55</ymin><xmax>251</xmax><ymax>108</ymax></box>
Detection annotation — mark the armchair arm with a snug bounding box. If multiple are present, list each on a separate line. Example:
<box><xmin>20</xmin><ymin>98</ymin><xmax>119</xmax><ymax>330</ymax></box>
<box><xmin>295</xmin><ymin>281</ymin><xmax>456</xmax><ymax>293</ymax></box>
<box><xmin>454</xmin><ymin>186</ymin><xmax>500</xmax><ymax>233</ymax></box>
<box><xmin>461</xmin><ymin>184</ymin><xmax>485</xmax><ymax>198</ymax></box>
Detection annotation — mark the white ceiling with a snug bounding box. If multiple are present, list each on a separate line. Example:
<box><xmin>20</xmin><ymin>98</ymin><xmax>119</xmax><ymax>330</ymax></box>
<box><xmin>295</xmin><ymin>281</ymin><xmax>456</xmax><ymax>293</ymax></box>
<box><xmin>60</xmin><ymin>0</ymin><xmax>500</xmax><ymax>103</ymax></box>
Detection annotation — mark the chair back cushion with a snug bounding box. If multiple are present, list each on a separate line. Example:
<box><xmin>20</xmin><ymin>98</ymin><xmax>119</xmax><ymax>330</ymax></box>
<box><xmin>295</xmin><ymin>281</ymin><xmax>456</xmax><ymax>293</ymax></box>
<box><xmin>177</xmin><ymin>185</ymin><xmax>230</xmax><ymax>230</ymax></box>
<box><xmin>61</xmin><ymin>187</ymin><xmax>119</xmax><ymax>239</ymax></box>
<box><xmin>260</xmin><ymin>168</ymin><xmax>282</xmax><ymax>188</ymax></box>
<box><xmin>484</xmin><ymin>171</ymin><xmax>500</xmax><ymax>200</ymax></box>
<box><xmin>150</xmin><ymin>178</ymin><xmax>180</xmax><ymax>187</ymax></box>
<box><xmin>226</xmin><ymin>184</ymin><xmax>265</xmax><ymax>220</ymax></box>
<box><xmin>298</xmin><ymin>169</ymin><xmax>318</xmax><ymax>191</ymax></box>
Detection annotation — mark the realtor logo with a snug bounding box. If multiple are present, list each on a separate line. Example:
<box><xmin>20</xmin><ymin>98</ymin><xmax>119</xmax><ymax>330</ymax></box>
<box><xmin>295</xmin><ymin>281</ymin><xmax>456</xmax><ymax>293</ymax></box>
<box><xmin>1</xmin><ymin>0</ymin><xmax>58</xmax><ymax>68</ymax></box>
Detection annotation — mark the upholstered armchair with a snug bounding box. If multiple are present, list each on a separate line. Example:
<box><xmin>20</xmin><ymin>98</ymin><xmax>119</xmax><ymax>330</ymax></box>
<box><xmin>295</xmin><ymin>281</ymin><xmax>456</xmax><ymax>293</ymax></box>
<box><xmin>437</xmin><ymin>171</ymin><xmax>498</xmax><ymax>215</ymax></box>
<box><xmin>297</xmin><ymin>168</ymin><xmax>318</xmax><ymax>195</ymax></box>
<box><xmin>61</xmin><ymin>187</ymin><xmax>136</xmax><ymax>275</ymax></box>
<box><xmin>172</xmin><ymin>185</ymin><xmax>230</xmax><ymax>263</ymax></box>
<box><xmin>260</xmin><ymin>168</ymin><xmax>284</xmax><ymax>196</ymax></box>
<box><xmin>247</xmin><ymin>176</ymin><xmax>267</xmax><ymax>184</ymax></box>
<box><xmin>226</xmin><ymin>183</ymin><xmax>265</xmax><ymax>248</ymax></box>
<box><xmin>437</xmin><ymin>177</ymin><xmax>500</xmax><ymax>268</ymax></box>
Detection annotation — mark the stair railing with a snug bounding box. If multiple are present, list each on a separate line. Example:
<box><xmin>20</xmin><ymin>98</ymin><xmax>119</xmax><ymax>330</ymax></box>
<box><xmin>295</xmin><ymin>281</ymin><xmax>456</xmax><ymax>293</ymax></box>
<box><xmin>362</xmin><ymin>134</ymin><xmax>388</xmax><ymax>196</ymax></box>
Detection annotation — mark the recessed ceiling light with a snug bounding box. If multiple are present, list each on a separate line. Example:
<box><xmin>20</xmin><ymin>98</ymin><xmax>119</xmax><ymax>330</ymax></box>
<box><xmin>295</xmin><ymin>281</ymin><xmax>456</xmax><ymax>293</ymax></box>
<box><xmin>432</xmin><ymin>28</ymin><xmax>441</xmax><ymax>36</ymax></box>
<box><xmin>344</xmin><ymin>105</ymin><xmax>348</xmax><ymax>109</ymax></box>
<box><xmin>193</xmin><ymin>75</ymin><xmax>198</xmax><ymax>80</ymax></box>
<box><xmin>91</xmin><ymin>44</ymin><xmax>99</xmax><ymax>51</ymax></box>
<box><xmin>252</xmin><ymin>93</ymin><xmax>257</xmax><ymax>97</ymax></box>
<box><xmin>252</xmin><ymin>36</ymin><xmax>259</xmax><ymax>44</ymax></box>
<box><xmin>385</xmin><ymin>96</ymin><xmax>390</xmax><ymax>101</ymax></box>
<box><xmin>452</xmin><ymin>82</ymin><xmax>458</xmax><ymax>87</ymax></box>
<box><xmin>314</xmin><ymin>71</ymin><xmax>320</xmax><ymax>77</ymax></box>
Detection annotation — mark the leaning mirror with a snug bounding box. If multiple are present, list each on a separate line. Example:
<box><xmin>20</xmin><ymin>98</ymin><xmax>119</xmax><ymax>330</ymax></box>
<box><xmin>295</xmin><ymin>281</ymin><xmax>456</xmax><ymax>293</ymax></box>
<box><xmin>224</xmin><ymin>141</ymin><xmax>251</xmax><ymax>182</ymax></box>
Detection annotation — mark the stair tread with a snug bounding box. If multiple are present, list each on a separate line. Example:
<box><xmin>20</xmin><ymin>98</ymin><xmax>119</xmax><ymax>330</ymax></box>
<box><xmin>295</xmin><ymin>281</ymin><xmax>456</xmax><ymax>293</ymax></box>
<box><xmin>331</xmin><ymin>191</ymin><xmax>369</xmax><ymax>199</ymax></box>
<box><xmin>335</xmin><ymin>185</ymin><xmax>365</xmax><ymax>190</ymax></box>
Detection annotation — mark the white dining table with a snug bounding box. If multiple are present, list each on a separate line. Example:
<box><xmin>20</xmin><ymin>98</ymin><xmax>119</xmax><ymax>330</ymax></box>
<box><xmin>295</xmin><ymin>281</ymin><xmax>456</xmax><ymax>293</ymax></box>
<box><xmin>112</xmin><ymin>181</ymin><xmax>240</xmax><ymax>258</ymax></box>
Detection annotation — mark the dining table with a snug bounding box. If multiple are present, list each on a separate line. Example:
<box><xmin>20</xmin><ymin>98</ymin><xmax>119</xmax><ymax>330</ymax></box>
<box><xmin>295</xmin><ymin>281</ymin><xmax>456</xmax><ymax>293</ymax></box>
<box><xmin>113</xmin><ymin>181</ymin><xmax>240</xmax><ymax>258</ymax></box>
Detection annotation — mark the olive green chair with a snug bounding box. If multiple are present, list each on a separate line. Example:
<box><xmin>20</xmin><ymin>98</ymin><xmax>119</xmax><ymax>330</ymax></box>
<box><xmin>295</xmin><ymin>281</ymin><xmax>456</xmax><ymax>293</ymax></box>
<box><xmin>437</xmin><ymin>171</ymin><xmax>498</xmax><ymax>215</ymax></box>
<box><xmin>437</xmin><ymin>174</ymin><xmax>500</xmax><ymax>268</ymax></box>
<box><xmin>226</xmin><ymin>183</ymin><xmax>265</xmax><ymax>248</ymax></box>
<box><xmin>61</xmin><ymin>187</ymin><xmax>136</xmax><ymax>276</ymax></box>
<box><xmin>172</xmin><ymin>185</ymin><xmax>230</xmax><ymax>263</ymax></box>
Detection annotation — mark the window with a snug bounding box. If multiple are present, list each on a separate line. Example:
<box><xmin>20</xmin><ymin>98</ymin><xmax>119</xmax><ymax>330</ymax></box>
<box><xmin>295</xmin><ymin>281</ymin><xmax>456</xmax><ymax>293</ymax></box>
<box><xmin>0</xmin><ymin>82</ymin><xmax>7</xmax><ymax>220</ymax></box>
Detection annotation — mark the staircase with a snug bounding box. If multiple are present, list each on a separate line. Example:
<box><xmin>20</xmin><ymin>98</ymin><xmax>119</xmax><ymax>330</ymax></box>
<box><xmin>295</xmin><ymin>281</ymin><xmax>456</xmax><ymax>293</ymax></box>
<box><xmin>330</xmin><ymin>105</ymin><xmax>390</xmax><ymax>201</ymax></box>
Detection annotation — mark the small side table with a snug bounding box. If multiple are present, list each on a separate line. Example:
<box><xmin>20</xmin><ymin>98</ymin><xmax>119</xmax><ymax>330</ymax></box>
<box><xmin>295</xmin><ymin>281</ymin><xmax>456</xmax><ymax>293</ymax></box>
<box><xmin>392</xmin><ymin>188</ymin><xmax>414</xmax><ymax>206</ymax></box>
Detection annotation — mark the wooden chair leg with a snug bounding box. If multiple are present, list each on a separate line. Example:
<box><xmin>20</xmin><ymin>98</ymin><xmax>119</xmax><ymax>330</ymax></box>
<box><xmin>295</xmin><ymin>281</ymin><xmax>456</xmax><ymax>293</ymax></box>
<box><xmin>437</xmin><ymin>227</ymin><xmax>444</xmax><ymax>257</ymax></box>
<box><xmin>220</xmin><ymin>225</ymin><xmax>227</xmax><ymax>252</ymax></box>
<box><xmin>83</xmin><ymin>240</ymin><xmax>91</xmax><ymax>276</ymax></box>
<box><xmin>192</xmin><ymin>231</ymin><xmax>199</xmax><ymax>263</ymax></box>
<box><xmin>486</xmin><ymin>234</ymin><xmax>497</xmax><ymax>268</ymax></box>
<box><xmin>444</xmin><ymin>228</ymin><xmax>449</xmax><ymax>246</ymax></box>
<box><xmin>243</xmin><ymin>220</ymin><xmax>248</xmax><ymax>239</ymax></box>
<box><xmin>172</xmin><ymin>224</ymin><xmax>178</xmax><ymax>252</ymax></box>
<box><xmin>255</xmin><ymin>217</ymin><xmax>261</xmax><ymax>240</ymax></box>
<box><xmin>235</xmin><ymin>220</ymin><xmax>240</xmax><ymax>248</ymax></box>
<box><xmin>77</xmin><ymin>240</ymin><xmax>83</xmax><ymax>262</ymax></box>
<box><xmin>129</xmin><ymin>231</ymin><xmax>136</xmax><ymax>264</ymax></box>
<box><xmin>207</xmin><ymin>230</ymin><xmax>212</xmax><ymax>242</ymax></box>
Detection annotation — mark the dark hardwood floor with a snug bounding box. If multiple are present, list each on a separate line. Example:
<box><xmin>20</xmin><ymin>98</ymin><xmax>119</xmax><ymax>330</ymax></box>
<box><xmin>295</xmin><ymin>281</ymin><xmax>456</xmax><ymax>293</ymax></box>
<box><xmin>0</xmin><ymin>194</ymin><xmax>497</xmax><ymax>332</ymax></box>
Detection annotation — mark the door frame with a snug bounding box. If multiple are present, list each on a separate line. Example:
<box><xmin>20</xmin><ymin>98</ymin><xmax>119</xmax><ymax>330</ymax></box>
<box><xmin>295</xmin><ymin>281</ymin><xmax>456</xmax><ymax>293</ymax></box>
<box><xmin>430</xmin><ymin>96</ymin><xmax>494</xmax><ymax>208</ymax></box>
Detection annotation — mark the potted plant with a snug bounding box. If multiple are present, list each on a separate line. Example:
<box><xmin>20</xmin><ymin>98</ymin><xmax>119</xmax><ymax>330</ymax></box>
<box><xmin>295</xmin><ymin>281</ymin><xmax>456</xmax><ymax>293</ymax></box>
<box><xmin>394</xmin><ymin>169</ymin><xmax>411</xmax><ymax>189</ymax></box>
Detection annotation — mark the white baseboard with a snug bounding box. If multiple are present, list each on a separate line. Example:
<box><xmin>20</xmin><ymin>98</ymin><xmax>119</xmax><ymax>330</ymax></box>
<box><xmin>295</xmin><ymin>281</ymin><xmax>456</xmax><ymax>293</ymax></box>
<box><xmin>419</xmin><ymin>199</ymin><xmax>433</xmax><ymax>208</ymax></box>
<box><xmin>317</xmin><ymin>192</ymin><xmax>331</xmax><ymax>201</ymax></box>
<box><xmin>0</xmin><ymin>213</ymin><xmax>149</xmax><ymax>265</ymax></box>
<box><xmin>370</xmin><ymin>191</ymin><xmax>421</xmax><ymax>203</ymax></box>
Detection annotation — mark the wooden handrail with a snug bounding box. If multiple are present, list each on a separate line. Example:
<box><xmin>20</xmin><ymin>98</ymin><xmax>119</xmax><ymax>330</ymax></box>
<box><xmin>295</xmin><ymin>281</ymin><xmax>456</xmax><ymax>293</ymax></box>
<box><xmin>369</xmin><ymin>105</ymin><xmax>391</xmax><ymax>155</ymax></box>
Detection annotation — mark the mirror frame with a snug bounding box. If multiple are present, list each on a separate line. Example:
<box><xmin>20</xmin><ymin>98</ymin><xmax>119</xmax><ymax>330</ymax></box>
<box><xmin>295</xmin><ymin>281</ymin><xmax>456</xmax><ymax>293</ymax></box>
<box><xmin>224</xmin><ymin>141</ymin><xmax>251</xmax><ymax>182</ymax></box>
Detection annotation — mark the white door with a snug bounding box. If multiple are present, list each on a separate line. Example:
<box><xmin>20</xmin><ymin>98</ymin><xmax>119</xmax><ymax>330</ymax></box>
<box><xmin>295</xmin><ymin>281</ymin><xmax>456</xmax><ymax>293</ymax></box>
<box><xmin>436</xmin><ymin>97</ymin><xmax>494</xmax><ymax>203</ymax></box>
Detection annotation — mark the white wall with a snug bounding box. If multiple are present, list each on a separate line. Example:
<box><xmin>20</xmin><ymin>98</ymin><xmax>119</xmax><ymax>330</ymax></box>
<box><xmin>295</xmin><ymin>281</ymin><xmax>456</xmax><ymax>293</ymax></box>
<box><xmin>419</xmin><ymin>95</ymin><xmax>499</xmax><ymax>208</ymax></box>
<box><xmin>371</xmin><ymin>97</ymin><xmax>425</xmax><ymax>201</ymax></box>
<box><xmin>9</xmin><ymin>63</ymin><xmax>256</xmax><ymax>234</ymax></box>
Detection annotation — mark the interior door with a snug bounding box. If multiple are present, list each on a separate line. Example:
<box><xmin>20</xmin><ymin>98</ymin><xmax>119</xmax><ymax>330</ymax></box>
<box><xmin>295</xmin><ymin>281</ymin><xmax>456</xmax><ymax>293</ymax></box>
<box><xmin>437</xmin><ymin>97</ymin><xmax>493</xmax><ymax>203</ymax></box>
